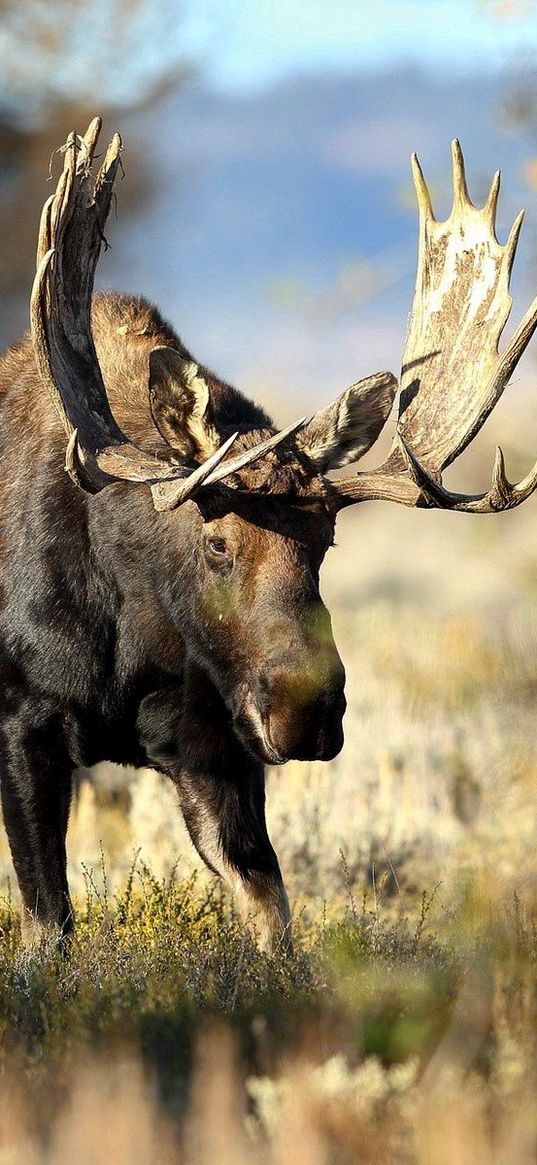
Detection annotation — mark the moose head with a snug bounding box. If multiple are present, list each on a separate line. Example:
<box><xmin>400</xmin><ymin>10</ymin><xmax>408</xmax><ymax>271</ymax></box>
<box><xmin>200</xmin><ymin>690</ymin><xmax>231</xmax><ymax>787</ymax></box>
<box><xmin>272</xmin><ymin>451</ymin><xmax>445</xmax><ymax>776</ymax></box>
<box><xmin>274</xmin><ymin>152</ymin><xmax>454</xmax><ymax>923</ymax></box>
<box><xmin>31</xmin><ymin>120</ymin><xmax>537</xmax><ymax>768</ymax></box>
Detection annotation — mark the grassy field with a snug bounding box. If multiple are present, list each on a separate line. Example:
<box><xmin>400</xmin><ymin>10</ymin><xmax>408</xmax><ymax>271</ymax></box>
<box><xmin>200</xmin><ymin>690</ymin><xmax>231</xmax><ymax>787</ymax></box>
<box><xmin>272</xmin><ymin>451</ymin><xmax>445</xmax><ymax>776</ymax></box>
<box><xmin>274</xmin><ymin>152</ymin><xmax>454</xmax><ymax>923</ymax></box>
<box><xmin>0</xmin><ymin>867</ymin><xmax>536</xmax><ymax>1163</ymax></box>
<box><xmin>2</xmin><ymin>410</ymin><xmax>537</xmax><ymax>1161</ymax></box>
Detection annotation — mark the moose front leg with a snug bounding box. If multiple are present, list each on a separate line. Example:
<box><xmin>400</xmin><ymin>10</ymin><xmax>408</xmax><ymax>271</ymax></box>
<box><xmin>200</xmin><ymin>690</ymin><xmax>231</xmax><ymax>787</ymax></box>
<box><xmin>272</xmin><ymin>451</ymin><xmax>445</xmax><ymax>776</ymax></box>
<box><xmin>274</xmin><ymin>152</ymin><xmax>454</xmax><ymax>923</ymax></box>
<box><xmin>176</xmin><ymin>764</ymin><xmax>292</xmax><ymax>956</ymax></box>
<box><xmin>0</xmin><ymin>700</ymin><xmax>74</xmax><ymax>947</ymax></box>
<box><xmin>137</xmin><ymin>683</ymin><xmax>292</xmax><ymax>955</ymax></box>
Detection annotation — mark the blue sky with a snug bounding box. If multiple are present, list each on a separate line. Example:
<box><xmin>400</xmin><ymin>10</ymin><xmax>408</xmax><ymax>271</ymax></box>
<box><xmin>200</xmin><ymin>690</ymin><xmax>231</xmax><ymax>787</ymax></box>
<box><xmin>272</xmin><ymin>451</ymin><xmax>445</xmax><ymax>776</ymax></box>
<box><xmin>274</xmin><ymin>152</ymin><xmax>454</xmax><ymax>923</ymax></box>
<box><xmin>2</xmin><ymin>1</ymin><xmax>536</xmax><ymax>125</ymax></box>
<box><xmin>185</xmin><ymin>0</ymin><xmax>537</xmax><ymax>92</ymax></box>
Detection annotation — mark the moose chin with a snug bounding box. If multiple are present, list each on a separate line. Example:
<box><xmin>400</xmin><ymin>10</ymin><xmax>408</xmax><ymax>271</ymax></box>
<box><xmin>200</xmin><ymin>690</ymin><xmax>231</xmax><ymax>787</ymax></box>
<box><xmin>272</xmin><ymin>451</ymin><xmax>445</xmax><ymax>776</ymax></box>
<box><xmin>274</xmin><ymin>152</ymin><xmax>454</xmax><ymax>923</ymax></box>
<box><xmin>0</xmin><ymin>118</ymin><xmax>536</xmax><ymax>958</ymax></box>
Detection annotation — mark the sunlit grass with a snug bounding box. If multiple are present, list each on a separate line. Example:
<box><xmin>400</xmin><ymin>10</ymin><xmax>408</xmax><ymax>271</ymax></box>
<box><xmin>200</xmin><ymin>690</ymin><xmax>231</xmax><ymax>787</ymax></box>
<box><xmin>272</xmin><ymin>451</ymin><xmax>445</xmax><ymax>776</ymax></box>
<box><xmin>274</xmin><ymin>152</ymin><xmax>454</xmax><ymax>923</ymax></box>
<box><xmin>1</xmin><ymin>866</ymin><xmax>537</xmax><ymax>1162</ymax></box>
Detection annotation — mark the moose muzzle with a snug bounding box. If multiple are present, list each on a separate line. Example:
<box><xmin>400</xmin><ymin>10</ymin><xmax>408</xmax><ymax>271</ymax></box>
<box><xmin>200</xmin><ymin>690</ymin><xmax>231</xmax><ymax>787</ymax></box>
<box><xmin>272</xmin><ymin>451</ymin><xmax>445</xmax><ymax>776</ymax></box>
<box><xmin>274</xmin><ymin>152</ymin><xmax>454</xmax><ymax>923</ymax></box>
<box><xmin>234</xmin><ymin>638</ymin><xmax>346</xmax><ymax>765</ymax></box>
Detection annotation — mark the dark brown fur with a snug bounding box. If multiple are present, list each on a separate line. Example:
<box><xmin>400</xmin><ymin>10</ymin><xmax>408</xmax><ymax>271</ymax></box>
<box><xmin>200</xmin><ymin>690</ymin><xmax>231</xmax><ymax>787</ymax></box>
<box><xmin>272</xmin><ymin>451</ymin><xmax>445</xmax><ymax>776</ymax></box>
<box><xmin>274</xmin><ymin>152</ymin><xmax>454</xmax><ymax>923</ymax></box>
<box><xmin>0</xmin><ymin>292</ymin><xmax>345</xmax><ymax>953</ymax></box>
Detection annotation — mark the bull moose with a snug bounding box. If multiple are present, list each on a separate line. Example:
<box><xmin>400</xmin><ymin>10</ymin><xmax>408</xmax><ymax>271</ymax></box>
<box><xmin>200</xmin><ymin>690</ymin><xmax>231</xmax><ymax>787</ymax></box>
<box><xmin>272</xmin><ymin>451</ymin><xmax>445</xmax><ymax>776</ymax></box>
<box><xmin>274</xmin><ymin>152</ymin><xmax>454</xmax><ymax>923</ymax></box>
<box><xmin>0</xmin><ymin>119</ymin><xmax>536</xmax><ymax>954</ymax></box>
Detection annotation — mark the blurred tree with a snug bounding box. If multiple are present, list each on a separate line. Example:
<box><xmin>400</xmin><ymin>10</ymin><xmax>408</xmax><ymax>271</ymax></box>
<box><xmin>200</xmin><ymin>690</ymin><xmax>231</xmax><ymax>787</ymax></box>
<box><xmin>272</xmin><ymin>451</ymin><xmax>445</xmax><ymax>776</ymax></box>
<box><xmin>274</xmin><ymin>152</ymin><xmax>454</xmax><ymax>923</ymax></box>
<box><xmin>0</xmin><ymin>0</ymin><xmax>193</xmax><ymax>128</ymax></box>
<box><xmin>0</xmin><ymin>0</ymin><xmax>195</xmax><ymax>344</ymax></box>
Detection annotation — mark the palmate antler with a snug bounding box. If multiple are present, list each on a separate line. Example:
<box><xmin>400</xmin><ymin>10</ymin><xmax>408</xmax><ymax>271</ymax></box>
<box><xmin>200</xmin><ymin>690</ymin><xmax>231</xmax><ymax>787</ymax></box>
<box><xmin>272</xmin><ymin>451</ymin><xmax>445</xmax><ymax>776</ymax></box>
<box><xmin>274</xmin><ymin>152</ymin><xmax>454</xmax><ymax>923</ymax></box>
<box><xmin>30</xmin><ymin>118</ymin><xmax>306</xmax><ymax>511</ymax></box>
<box><xmin>333</xmin><ymin>140</ymin><xmax>537</xmax><ymax>512</ymax></box>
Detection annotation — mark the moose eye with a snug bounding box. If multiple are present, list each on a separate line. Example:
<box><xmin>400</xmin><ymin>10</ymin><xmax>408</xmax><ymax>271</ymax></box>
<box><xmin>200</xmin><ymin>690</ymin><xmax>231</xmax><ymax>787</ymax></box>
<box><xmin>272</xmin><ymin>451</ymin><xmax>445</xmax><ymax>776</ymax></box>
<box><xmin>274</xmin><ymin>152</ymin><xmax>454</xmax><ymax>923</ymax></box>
<box><xmin>208</xmin><ymin>536</ymin><xmax>228</xmax><ymax>556</ymax></box>
<box><xmin>204</xmin><ymin>535</ymin><xmax>232</xmax><ymax>568</ymax></box>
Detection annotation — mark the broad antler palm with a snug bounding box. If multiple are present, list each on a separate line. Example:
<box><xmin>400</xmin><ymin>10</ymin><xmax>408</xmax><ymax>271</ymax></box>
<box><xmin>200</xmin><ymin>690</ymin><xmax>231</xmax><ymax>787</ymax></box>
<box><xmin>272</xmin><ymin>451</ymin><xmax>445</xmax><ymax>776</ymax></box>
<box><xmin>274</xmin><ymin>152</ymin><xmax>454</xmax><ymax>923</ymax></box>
<box><xmin>333</xmin><ymin>140</ymin><xmax>537</xmax><ymax>512</ymax></box>
<box><xmin>30</xmin><ymin>118</ymin><xmax>305</xmax><ymax>511</ymax></box>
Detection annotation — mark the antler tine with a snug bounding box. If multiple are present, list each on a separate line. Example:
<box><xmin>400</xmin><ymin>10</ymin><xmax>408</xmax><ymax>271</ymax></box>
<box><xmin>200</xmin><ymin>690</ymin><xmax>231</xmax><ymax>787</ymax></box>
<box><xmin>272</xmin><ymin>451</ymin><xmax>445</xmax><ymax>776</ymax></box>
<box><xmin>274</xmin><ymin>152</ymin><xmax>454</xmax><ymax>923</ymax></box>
<box><xmin>483</xmin><ymin>169</ymin><xmax>500</xmax><ymax>233</ymax></box>
<box><xmin>150</xmin><ymin>431</ymin><xmax>239</xmax><ymax>511</ymax></box>
<box><xmin>451</xmin><ymin>137</ymin><xmax>473</xmax><ymax>211</ymax></box>
<box><xmin>411</xmin><ymin>152</ymin><xmax>435</xmax><ymax>224</ymax></box>
<box><xmin>510</xmin><ymin>452</ymin><xmax>537</xmax><ymax>506</ymax></box>
<box><xmin>152</xmin><ymin>417</ymin><xmax>308</xmax><ymax>511</ymax></box>
<box><xmin>94</xmin><ymin>131</ymin><xmax>122</xmax><ymax>224</ymax></box>
<box><xmin>82</xmin><ymin>116</ymin><xmax>102</xmax><ymax>165</ymax></box>
<box><xmin>200</xmin><ymin>417</ymin><xmax>308</xmax><ymax>485</ymax></box>
<box><xmin>505</xmin><ymin>209</ymin><xmax>525</xmax><ymax>279</ymax></box>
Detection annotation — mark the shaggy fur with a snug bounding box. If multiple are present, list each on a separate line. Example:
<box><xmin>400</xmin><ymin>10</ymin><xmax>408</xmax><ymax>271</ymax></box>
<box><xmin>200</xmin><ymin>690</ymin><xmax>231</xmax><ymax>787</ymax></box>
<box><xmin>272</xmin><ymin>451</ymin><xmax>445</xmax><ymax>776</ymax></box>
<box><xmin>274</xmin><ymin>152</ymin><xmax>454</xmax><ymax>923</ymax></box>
<box><xmin>0</xmin><ymin>292</ymin><xmax>346</xmax><ymax>953</ymax></box>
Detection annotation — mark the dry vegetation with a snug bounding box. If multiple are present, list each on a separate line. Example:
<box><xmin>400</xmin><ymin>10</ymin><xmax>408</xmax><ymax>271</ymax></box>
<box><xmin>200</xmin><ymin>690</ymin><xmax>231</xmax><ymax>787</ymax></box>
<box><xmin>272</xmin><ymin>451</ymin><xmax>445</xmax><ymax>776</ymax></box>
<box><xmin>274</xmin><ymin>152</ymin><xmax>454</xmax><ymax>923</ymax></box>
<box><xmin>2</xmin><ymin>410</ymin><xmax>537</xmax><ymax>1160</ymax></box>
<box><xmin>0</xmin><ymin>868</ymin><xmax>536</xmax><ymax>1163</ymax></box>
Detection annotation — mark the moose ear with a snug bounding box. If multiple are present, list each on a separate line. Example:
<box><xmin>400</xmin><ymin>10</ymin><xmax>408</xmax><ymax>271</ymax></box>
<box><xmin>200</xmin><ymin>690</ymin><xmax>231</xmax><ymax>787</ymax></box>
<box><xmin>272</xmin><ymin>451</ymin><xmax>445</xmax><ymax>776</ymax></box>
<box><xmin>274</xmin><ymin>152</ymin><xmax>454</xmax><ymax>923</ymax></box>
<box><xmin>148</xmin><ymin>347</ymin><xmax>220</xmax><ymax>460</ymax></box>
<box><xmin>296</xmin><ymin>372</ymin><xmax>397</xmax><ymax>472</ymax></box>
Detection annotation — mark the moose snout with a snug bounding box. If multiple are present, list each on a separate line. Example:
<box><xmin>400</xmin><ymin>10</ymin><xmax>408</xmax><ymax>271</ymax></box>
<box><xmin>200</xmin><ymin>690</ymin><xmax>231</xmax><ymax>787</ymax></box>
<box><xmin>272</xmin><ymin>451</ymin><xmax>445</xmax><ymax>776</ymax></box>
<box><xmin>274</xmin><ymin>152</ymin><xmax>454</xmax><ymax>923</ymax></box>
<box><xmin>250</xmin><ymin>648</ymin><xmax>346</xmax><ymax>763</ymax></box>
